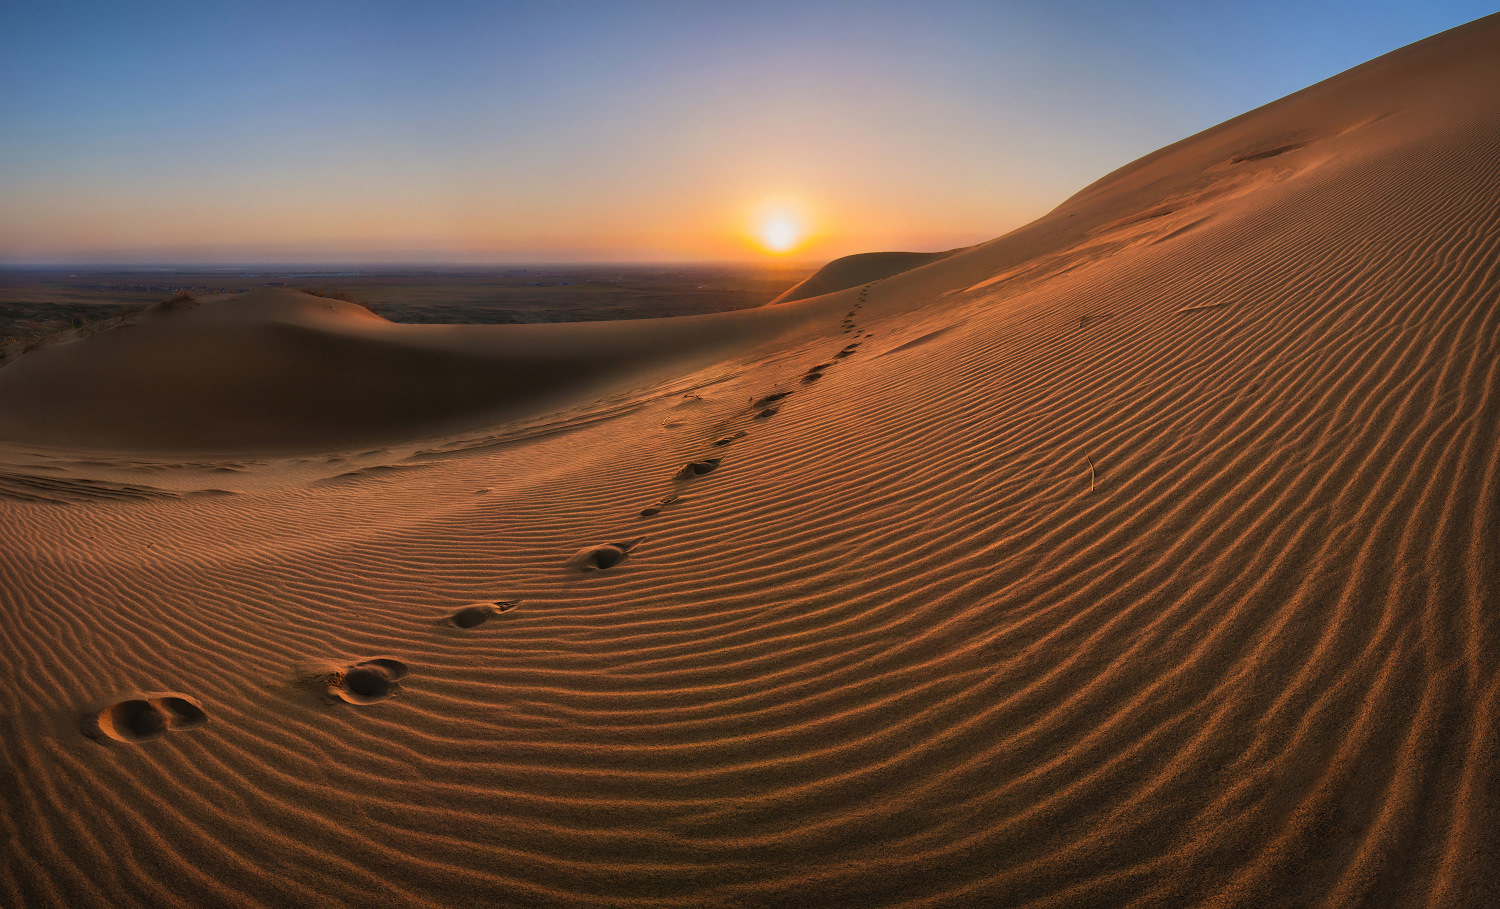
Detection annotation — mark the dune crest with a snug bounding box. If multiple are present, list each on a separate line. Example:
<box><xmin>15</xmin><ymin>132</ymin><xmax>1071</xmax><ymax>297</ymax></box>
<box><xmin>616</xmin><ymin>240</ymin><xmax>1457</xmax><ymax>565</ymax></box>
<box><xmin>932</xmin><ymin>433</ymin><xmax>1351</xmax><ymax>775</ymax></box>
<box><xmin>2</xmin><ymin>13</ymin><xmax>1499</xmax><ymax>909</ymax></box>
<box><xmin>771</xmin><ymin>249</ymin><xmax>965</xmax><ymax>304</ymax></box>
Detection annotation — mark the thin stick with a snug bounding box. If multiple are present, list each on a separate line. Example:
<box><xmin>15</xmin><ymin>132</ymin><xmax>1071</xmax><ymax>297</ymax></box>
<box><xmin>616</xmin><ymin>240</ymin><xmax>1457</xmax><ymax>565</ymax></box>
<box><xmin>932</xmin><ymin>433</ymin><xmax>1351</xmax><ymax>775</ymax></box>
<box><xmin>1086</xmin><ymin>455</ymin><xmax>1096</xmax><ymax>491</ymax></box>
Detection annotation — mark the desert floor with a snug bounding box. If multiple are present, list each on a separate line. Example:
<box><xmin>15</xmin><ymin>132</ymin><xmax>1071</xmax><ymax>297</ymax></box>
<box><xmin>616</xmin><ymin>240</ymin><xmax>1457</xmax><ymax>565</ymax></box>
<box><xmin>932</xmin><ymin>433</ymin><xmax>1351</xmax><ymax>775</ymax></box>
<box><xmin>1</xmin><ymin>15</ymin><xmax>1498</xmax><ymax>909</ymax></box>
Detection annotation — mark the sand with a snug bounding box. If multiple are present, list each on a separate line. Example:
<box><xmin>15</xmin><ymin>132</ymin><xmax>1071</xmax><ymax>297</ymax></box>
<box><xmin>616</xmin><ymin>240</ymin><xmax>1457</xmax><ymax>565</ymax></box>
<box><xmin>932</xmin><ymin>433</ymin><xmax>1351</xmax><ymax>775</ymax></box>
<box><xmin>2</xmin><ymin>14</ymin><xmax>1499</xmax><ymax>908</ymax></box>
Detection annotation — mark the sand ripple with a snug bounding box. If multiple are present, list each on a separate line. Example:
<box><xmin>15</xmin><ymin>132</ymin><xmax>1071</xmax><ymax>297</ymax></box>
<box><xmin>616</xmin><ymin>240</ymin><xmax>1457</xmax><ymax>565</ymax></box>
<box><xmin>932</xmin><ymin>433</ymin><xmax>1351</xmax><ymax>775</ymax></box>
<box><xmin>2</xmin><ymin>16</ymin><xmax>1500</xmax><ymax>908</ymax></box>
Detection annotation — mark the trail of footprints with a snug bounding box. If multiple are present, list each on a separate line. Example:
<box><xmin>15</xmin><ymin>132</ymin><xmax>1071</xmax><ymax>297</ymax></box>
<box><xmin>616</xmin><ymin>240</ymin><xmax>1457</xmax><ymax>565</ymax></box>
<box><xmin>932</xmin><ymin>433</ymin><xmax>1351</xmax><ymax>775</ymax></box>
<box><xmin>81</xmin><ymin>288</ymin><xmax>874</xmax><ymax>744</ymax></box>
<box><xmin>619</xmin><ymin>286</ymin><xmax>869</xmax><ymax>529</ymax></box>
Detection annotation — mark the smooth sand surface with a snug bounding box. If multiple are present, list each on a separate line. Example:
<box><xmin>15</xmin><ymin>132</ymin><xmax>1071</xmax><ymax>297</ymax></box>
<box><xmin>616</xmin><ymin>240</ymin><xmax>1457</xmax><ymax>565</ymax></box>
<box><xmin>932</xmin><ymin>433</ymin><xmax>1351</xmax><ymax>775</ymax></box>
<box><xmin>2</xmin><ymin>14</ymin><xmax>1499</xmax><ymax>908</ymax></box>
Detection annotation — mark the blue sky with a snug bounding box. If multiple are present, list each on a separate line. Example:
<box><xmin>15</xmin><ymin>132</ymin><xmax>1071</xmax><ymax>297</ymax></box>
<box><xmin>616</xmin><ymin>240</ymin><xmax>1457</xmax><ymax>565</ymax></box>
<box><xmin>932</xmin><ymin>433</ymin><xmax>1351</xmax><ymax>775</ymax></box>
<box><xmin>1</xmin><ymin>1</ymin><xmax>1493</xmax><ymax>263</ymax></box>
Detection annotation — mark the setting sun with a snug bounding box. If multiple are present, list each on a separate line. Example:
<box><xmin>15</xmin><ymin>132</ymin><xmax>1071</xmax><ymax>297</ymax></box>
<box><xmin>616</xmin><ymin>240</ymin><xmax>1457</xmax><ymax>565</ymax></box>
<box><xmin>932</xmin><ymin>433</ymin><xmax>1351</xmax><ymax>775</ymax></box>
<box><xmin>758</xmin><ymin>214</ymin><xmax>802</xmax><ymax>253</ymax></box>
<box><xmin>751</xmin><ymin>201</ymin><xmax>811</xmax><ymax>255</ymax></box>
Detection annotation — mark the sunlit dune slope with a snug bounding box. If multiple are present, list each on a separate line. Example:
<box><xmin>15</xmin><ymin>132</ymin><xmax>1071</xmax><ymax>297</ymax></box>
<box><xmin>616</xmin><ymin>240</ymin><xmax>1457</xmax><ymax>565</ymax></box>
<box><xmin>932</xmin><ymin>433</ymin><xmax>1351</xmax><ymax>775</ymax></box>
<box><xmin>1</xmin><ymin>13</ymin><xmax>1499</xmax><ymax>909</ymax></box>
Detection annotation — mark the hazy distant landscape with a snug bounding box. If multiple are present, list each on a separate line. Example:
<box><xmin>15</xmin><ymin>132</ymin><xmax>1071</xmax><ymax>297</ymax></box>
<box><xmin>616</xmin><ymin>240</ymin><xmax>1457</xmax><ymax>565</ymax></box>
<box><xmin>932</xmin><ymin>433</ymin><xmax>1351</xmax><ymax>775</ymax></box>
<box><xmin>0</xmin><ymin>263</ymin><xmax>811</xmax><ymax>351</ymax></box>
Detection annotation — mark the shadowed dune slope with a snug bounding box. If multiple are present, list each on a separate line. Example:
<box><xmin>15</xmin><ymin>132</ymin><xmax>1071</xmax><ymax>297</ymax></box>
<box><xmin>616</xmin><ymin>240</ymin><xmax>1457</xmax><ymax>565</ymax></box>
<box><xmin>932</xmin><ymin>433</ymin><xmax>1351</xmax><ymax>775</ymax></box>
<box><xmin>771</xmin><ymin>249</ymin><xmax>963</xmax><ymax>303</ymax></box>
<box><xmin>2</xmin><ymin>13</ymin><xmax>1500</xmax><ymax>909</ymax></box>
<box><xmin>0</xmin><ymin>288</ymin><xmax>827</xmax><ymax>452</ymax></box>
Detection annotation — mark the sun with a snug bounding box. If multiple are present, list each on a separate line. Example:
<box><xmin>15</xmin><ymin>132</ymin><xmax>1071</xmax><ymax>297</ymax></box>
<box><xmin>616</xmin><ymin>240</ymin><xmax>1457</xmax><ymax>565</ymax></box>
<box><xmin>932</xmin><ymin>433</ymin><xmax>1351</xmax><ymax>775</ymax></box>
<box><xmin>751</xmin><ymin>201</ymin><xmax>811</xmax><ymax>255</ymax></box>
<box><xmin>758</xmin><ymin>214</ymin><xmax>802</xmax><ymax>254</ymax></box>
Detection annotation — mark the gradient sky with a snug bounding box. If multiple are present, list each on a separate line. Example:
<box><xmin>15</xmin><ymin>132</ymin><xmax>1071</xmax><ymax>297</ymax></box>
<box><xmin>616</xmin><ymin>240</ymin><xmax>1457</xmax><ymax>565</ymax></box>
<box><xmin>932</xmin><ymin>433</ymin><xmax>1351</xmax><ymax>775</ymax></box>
<box><xmin>1</xmin><ymin>1</ymin><xmax>1493</xmax><ymax>265</ymax></box>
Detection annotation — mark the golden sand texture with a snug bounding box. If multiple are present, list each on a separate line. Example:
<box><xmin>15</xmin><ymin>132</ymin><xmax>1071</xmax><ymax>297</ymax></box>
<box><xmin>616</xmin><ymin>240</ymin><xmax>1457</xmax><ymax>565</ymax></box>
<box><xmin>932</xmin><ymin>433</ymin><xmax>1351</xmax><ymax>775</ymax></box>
<box><xmin>1</xmin><ymin>14</ymin><xmax>1498</xmax><ymax>908</ymax></box>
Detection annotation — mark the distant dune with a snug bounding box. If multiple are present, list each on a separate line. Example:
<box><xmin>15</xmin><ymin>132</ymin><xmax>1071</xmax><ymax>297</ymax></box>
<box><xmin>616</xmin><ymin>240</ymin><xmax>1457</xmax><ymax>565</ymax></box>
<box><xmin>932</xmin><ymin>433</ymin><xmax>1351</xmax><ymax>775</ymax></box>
<box><xmin>770</xmin><ymin>249</ymin><xmax>964</xmax><ymax>304</ymax></box>
<box><xmin>0</xmin><ymin>287</ymin><xmax>828</xmax><ymax>451</ymax></box>
<box><xmin>2</xmin><ymin>13</ymin><xmax>1498</xmax><ymax>909</ymax></box>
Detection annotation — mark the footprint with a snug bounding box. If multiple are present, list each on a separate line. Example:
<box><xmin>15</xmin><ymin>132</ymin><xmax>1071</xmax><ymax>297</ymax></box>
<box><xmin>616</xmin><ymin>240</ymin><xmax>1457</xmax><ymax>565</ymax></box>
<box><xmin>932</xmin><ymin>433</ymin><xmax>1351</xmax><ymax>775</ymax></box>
<box><xmin>752</xmin><ymin>391</ymin><xmax>791</xmax><ymax>407</ymax></box>
<box><xmin>677</xmin><ymin>458</ymin><xmax>721</xmax><ymax>478</ymax></box>
<box><xmin>712</xmin><ymin>431</ymin><xmax>747</xmax><ymax>447</ymax></box>
<box><xmin>801</xmin><ymin>372</ymin><xmax>823</xmax><ymax>383</ymax></box>
<box><xmin>84</xmin><ymin>692</ymin><xmax>208</xmax><ymax>744</ymax></box>
<box><xmin>754</xmin><ymin>406</ymin><xmax>780</xmax><ymax>419</ymax></box>
<box><xmin>639</xmin><ymin>495</ymin><xmax>678</xmax><ymax>517</ymax></box>
<box><xmin>571</xmin><ymin>537</ymin><xmax>644</xmax><ymax>571</ymax></box>
<box><xmin>448</xmin><ymin>601</ymin><xmax>519</xmax><ymax>628</ymax></box>
<box><xmin>336</xmin><ymin>659</ymin><xmax>408</xmax><ymax>704</ymax></box>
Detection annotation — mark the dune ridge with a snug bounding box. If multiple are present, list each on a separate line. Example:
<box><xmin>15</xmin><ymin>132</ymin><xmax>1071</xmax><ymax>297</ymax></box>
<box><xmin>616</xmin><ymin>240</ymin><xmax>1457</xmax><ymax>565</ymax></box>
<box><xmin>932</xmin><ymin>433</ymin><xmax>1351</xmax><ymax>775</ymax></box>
<box><xmin>2</xmin><ymin>13</ymin><xmax>1499</xmax><ymax>908</ymax></box>
<box><xmin>770</xmin><ymin>249</ymin><xmax>965</xmax><ymax>304</ymax></box>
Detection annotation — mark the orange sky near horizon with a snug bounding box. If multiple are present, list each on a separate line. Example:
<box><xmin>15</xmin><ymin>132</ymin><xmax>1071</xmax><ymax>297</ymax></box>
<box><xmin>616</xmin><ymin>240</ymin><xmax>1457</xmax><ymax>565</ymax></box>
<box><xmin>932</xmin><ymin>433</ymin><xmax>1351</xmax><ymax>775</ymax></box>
<box><xmin>2</xmin><ymin>3</ymin><xmax>1491</xmax><ymax>265</ymax></box>
<box><xmin>0</xmin><ymin>123</ymin><xmax>1043</xmax><ymax>265</ymax></box>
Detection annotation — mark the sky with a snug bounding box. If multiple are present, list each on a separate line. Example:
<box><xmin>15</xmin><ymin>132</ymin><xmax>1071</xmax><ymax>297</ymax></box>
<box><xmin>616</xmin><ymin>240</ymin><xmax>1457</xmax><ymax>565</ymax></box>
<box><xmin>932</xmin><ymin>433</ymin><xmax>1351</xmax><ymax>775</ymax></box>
<box><xmin>0</xmin><ymin>1</ymin><xmax>1493</xmax><ymax>265</ymax></box>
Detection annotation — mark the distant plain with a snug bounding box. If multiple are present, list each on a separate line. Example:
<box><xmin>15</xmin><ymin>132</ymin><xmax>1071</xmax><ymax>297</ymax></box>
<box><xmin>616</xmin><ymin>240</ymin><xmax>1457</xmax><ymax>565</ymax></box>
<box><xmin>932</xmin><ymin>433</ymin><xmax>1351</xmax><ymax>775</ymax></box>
<box><xmin>0</xmin><ymin>263</ymin><xmax>811</xmax><ymax>351</ymax></box>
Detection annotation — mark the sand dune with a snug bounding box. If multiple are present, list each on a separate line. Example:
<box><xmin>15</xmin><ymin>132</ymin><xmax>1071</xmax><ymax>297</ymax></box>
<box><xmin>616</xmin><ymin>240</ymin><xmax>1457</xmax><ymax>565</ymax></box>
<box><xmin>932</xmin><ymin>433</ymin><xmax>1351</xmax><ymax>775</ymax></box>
<box><xmin>771</xmin><ymin>249</ymin><xmax>965</xmax><ymax>304</ymax></box>
<box><xmin>0</xmin><ymin>287</ymin><xmax>831</xmax><ymax>451</ymax></box>
<box><xmin>2</xmin><ymin>13</ymin><xmax>1499</xmax><ymax>908</ymax></box>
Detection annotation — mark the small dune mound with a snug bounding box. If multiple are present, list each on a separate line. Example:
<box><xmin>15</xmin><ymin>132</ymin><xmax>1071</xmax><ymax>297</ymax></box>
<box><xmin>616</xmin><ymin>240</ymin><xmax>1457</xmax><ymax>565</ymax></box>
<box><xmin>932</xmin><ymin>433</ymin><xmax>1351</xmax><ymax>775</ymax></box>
<box><xmin>0</xmin><ymin>286</ymin><xmax>809</xmax><ymax>453</ymax></box>
<box><xmin>84</xmin><ymin>692</ymin><xmax>208</xmax><ymax>744</ymax></box>
<box><xmin>772</xmin><ymin>249</ymin><xmax>964</xmax><ymax>304</ymax></box>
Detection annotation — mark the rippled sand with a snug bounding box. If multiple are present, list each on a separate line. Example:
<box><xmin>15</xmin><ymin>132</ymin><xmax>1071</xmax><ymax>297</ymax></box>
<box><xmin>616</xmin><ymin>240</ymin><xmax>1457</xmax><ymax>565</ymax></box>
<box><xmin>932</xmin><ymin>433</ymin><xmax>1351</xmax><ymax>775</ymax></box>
<box><xmin>2</xmin><ymin>14</ymin><xmax>1498</xmax><ymax>908</ymax></box>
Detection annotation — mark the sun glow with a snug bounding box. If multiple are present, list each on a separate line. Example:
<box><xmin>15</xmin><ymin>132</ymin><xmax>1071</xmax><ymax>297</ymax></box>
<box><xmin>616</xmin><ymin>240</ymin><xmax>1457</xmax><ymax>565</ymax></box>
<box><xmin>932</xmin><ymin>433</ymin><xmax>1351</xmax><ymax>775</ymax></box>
<box><xmin>751</xmin><ymin>201</ymin><xmax>811</xmax><ymax>255</ymax></box>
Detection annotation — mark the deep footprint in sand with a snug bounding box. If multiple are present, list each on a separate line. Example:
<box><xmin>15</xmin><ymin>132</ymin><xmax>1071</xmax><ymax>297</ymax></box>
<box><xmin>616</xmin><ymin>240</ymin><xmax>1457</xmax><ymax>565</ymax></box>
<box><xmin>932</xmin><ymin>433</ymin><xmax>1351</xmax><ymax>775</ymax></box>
<box><xmin>84</xmin><ymin>692</ymin><xmax>208</xmax><ymax>743</ymax></box>
<box><xmin>448</xmin><ymin>601</ymin><xmax>519</xmax><ymax>628</ymax></box>
<box><xmin>335</xmin><ymin>658</ymin><xmax>408</xmax><ymax>704</ymax></box>
<box><xmin>297</xmin><ymin>658</ymin><xmax>409</xmax><ymax>705</ymax></box>
<box><xmin>677</xmin><ymin>457</ymin><xmax>721</xmax><ymax>478</ymax></box>
<box><xmin>752</xmin><ymin>391</ymin><xmax>791</xmax><ymax>407</ymax></box>
<box><xmin>712</xmin><ymin>431</ymin><xmax>747</xmax><ymax>447</ymax></box>
<box><xmin>754</xmin><ymin>406</ymin><xmax>780</xmax><ymax>419</ymax></box>
<box><xmin>571</xmin><ymin>537</ymin><xmax>644</xmax><ymax>571</ymax></box>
